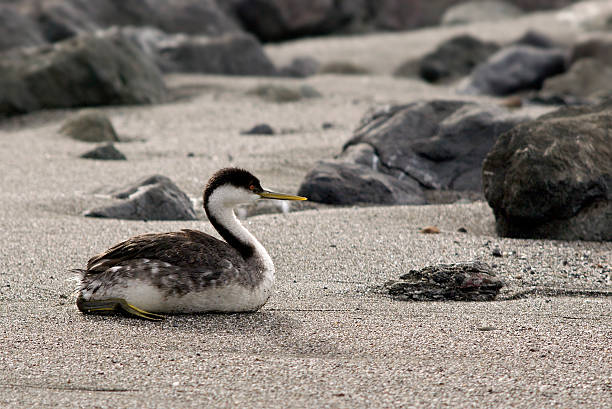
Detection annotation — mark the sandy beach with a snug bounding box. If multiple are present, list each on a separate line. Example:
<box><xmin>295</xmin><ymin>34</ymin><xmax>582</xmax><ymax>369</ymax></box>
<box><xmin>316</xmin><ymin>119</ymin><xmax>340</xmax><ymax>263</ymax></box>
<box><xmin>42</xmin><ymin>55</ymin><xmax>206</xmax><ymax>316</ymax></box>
<box><xmin>1</xmin><ymin>7</ymin><xmax>611</xmax><ymax>408</ymax></box>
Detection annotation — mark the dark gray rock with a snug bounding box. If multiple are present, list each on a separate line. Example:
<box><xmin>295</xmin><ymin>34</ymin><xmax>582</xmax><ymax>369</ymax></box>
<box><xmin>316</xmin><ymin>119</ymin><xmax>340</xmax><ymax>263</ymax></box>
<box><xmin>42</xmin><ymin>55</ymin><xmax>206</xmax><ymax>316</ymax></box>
<box><xmin>241</xmin><ymin>123</ymin><xmax>275</xmax><ymax>135</ymax></box>
<box><xmin>0</xmin><ymin>6</ymin><xmax>46</xmax><ymax>51</ymax></box>
<box><xmin>464</xmin><ymin>45</ymin><xmax>567</xmax><ymax>96</ymax></box>
<box><xmin>234</xmin><ymin>0</ymin><xmax>355</xmax><ymax>42</ymax></box>
<box><xmin>513</xmin><ymin>30</ymin><xmax>557</xmax><ymax>49</ymax></box>
<box><xmin>299</xmin><ymin>100</ymin><xmax>527</xmax><ymax>205</ymax></box>
<box><xmin>418</xmin><ymin>34</ymin><xmax>500</xmax><ymax>83</ymax></box>
<box><xmin>298</xmin><ymin>159</ymin><xmax>426</xmax><ymax>206</ymax></box>
<box><xmin>440</xmin><ymin>1</ymin><xmax>523</xmax><ymax>25</ymax></box>
<box><xmin>385</xmin><ymin>261</ymin><xmax>504</xmax><ymax>301</ymax></box>
<box><xmin>483</xmin><ymin>100</ymin><xmax>612</xmax><ymax>241</ymax></box>
<box><xmin>60</xmin><ymin>112</ymin><xmax>119</xmax><ymax>142</ymax></box>
<box><xmin>85</xmin><ymin>175</ymin><xmax>196</xmax><ymax>221</ymax></box>
<box><xmin>541</xmin><ymin>58</ymin><xmax>612</xmax><ymax>101</ymax></box>
<box><xmin>80</xmin><ymin>143</ymin><xmax>126</xmax><ymax>160</ymax></box>
<box><xmin>278</xmin><ymin>56</ymin><xmax>320</xmax><ymax>78</ymax></box>
<box><xmin>0</xmin><ymin>32</ymin><xmax>167</xmax><ymax>116</ymax></box>
<box><xmin>156</xmin><ymin>32</ymin><xmax>277</xmax><ymax>75</ymax></box>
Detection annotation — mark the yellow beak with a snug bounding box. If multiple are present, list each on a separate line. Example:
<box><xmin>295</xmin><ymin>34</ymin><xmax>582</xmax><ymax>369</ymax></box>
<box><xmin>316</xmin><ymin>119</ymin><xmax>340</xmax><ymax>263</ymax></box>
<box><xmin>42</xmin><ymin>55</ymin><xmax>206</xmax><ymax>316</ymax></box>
<box><xmin>257</xmin><ymin>190</ymin><xmax>307</xmax><ymax>201</ymax></box>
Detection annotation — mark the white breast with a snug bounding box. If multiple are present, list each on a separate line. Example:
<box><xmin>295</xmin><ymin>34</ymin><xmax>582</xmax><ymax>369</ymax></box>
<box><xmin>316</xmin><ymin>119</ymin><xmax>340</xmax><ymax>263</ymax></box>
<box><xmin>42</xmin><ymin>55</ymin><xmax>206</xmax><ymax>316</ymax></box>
<box><xmin>121</xmin><ymin>273</ymin><xmax>275</xmax><ymax>313</ymax></box>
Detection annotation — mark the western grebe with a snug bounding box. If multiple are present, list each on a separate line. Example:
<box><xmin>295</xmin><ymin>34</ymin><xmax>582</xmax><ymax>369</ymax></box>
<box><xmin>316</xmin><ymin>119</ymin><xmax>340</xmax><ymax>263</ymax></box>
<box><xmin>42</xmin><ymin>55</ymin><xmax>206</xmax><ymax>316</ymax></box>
<box><xmin>74</xmin><ymin>167</ymin><xmax>307</xmax><ymax>320</ymax></box>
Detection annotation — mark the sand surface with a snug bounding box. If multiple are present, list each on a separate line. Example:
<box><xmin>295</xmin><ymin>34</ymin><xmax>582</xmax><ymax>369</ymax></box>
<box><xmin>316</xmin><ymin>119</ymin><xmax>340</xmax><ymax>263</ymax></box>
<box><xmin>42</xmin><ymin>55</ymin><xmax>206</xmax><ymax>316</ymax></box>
<box><xmin>1</xmin><ymin>8</ymin><xmax>611</xmax><ymax>409</ymax></box>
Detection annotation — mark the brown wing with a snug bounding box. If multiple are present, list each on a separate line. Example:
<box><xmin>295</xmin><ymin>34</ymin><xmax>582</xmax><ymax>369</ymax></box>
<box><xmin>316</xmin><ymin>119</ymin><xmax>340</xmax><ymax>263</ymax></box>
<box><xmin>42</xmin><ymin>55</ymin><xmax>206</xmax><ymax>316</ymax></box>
<box><xmin>86</xmin><ymin>229</ymin><xmax>242</xmax><ymax>273</ymax></box>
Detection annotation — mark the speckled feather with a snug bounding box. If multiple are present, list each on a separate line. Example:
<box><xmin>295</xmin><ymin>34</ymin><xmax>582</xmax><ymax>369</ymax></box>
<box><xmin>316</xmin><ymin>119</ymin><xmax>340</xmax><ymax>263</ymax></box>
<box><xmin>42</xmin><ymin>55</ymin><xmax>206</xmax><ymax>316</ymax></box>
<box><xmin>77</xmin><ymin>229</ymin><xmax>265</xmax><ymax>297</ymax></box>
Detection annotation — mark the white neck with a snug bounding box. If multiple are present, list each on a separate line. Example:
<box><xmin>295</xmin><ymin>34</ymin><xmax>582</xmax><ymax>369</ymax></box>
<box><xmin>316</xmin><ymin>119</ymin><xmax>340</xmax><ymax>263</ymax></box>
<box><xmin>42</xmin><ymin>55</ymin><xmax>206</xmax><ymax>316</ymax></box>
<box><xmin>205</xmin><ymin>185</ymin><xmax>274</xmax><ymax>274</ymax></box>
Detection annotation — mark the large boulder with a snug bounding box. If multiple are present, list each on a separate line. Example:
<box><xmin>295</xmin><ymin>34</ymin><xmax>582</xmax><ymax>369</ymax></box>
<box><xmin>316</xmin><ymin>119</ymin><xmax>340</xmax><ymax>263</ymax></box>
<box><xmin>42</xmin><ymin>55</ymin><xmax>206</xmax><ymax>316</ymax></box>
<box><xmin>156</xmin><ymin>33</ymin><xmax>277</xmax><ymax>75</ymax></box>
<box><xmin>0</xmin><ymin>6</ymin><xmax>46</xmax><ymax>51</ymax></box>
<box><xmin>85</xmin><ymin>175</ymin><xmax>197</xmax><ymax>221</ymax></box>
<box><xmin>441</xmin><ymin>0</ymin><xmax>523</xmax><ymax>25</ymax></box>
<box><xmin>298</xmin><ymin>152</ymin><xmax>426</xmax><ymax>205</ymax></box>
<box><xmin>119</xmin><ymin>27</ymin><xmax>277</xmax><ymax>75</ymax></box>
<box><xmin>298</xmin><ymin>100</ymin><xmax>527</xmax><ymax>205</ymax></box>
<box><xmin>28</xmin><ymin>0</ymin><xmax>240</xmax><ymax>42</ymax></box>
<box><xmin>482</xmin><ymin>100</ymin><xmax>612</xmax><ymax>241</ymax></box>
<box><xmin>233</xmin><ymin>0</ymin><xmax>355</xmax><ymax>42</ymax></box>
<box><xmin>417</xmin><ymin>34</ymin><xmax>500</xmax><ymax>83</ymax></box>
<box><xmin>463</xmin><ymin>45</ymin><xmax>567</xmax><ymax>96</ymax></box>
<box><xmin>0</xmin><ymin>32</ymin><xmax>167</xmax><ymax>117</ymax></box>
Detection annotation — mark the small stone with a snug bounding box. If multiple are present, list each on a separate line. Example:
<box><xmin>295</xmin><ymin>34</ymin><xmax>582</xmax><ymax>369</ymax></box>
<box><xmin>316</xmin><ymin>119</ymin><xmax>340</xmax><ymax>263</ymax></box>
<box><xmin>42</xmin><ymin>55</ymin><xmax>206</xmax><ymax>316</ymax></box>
<box><xmin>60</xmin><ymin>112</ymin><xmax>119</xmax><ymax>143</ymax></box>
<box><xmin>457</xmin><ymin>227</ymin><xmax>468</xmax><ymax>233</ymax></box>
<box><xmin>322</xmin><ymin>122</ymin><xmax>334</xmax><ymax>129</ymax></box>
<box><xmin>241</xmin><ymin>124</ymin><xmax>275</xmax><ymax>135</ymax></box>
<box><xmin>247</xmin><ymin>84</ymin><xmax>302</xmax><ymax>103</ymax></box>
<box><xmin>420</xmin><ymin>226</ymin><xmax>440</xmax><ymax>234</ymax></box>
<box><xmin>80</xmin><ymin>143</ymin><xmax>126</xmax><ymax>160</ymax></box>
<box><xmin>318</xmin><ymin>61</ymin><xmax>370</xmax><ymax>75</ymax></box>
<box><xmin>299</xmin><ymin>85</ymin><xmax>322</xmax><ymax>98</ymax></box>
<box><xmin>492</xmin><ymin>246</ymin><xmax>503</xmax><ymax>257</ymax></box>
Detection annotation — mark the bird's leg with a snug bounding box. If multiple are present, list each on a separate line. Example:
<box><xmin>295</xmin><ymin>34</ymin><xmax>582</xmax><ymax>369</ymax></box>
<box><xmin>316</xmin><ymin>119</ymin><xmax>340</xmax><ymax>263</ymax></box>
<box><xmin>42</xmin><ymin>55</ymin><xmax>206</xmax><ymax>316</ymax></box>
<box><xmin>77</xmin><ymin>297</ymin><xmax>165</xmax><ymax>321</ymax></box>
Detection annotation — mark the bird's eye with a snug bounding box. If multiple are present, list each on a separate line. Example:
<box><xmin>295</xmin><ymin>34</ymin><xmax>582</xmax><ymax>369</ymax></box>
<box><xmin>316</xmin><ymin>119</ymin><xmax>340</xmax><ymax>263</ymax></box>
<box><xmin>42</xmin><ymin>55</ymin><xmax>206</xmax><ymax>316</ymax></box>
<box><xmin>249</xmin><ymin>184</ymin><xmax>255</xmax><ymax>191</ymax></box>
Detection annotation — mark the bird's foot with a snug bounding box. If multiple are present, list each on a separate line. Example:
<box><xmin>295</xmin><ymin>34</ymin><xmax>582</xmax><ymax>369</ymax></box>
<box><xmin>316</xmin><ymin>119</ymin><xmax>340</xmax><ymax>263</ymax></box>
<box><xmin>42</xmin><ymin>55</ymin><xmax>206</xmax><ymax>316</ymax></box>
<box><xmin>77</xmin><ymin>297</ymin><xmax>165</xmax><ymax>321</ymax></box>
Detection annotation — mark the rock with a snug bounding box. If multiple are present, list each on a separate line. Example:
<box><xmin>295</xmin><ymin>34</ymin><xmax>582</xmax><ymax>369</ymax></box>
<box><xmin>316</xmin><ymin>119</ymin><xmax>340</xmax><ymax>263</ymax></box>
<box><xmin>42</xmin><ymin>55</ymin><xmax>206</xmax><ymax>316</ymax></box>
<box><xmin>30</xmin><ymin>0</ymin><xmax>100</xmax><ymax>42</ymax></box>
<box><xmin>248</xmin><ymin>84</ymin><xmax>302</xmax><ymax>102</ymax></box>
<box><xmin>85</xmin><ymin>175</ymin><xmax>197</xmax><ymax>221</ymax></box>
<box><xmin>420</xmin><ymin>226</ymin><xmax>440</xmax><ymax>234</ymax></box>
<box><xmin>297</xmin><ymin>160</ymin><xmax>426</xmax><ymax>206</ymax></box>
<box><xmin>234</xmin><ymin>0</ymin><xmax>354</xmax><ymax>42</ymax></box>
<box><xmin>80</xmin><ymin>143</ymin><xmax>126</xmax><ymax>160</ymax></box>
<box><xmin>418</xmin><ymin>34</ymin><xmax>500</xmax><ymax>83</ymax></box>
<box><xmin>491</xmin><ymin>246</ymin><xmax>503</xmax><ymax>257</ymax></box>
<box><xmin>513</xmin><ymin>30</ymin><xmax>557</xmax><ymax>49</ymax></box>
<box><xmin>147</xmin><ymin>0</ymin><xmax>241</xmax><ymax>36</ymax></box>
<box><xmin>570</xmin><ymin>34</ymin><xmax>612</xmax><ymax>67</ymax></box>
<box><xmin>0</xmin><ymin>6</ymin><xmax>46</xmax><ymax>52</ymax></box>
<box><xmin>483</xmin><ymin>100</ymin><xmax>612</xmax><ymax>241</ymax></box>
<box><xmin>298</xmin><ymin>85</ymin><xmax>323</xmax><ymax>98</ymax></box>
<box><xmin>318</xmin><ymin>61</ymin><xmax>370</xmax><ymax>75</ymax></box>
<box><xmin>385</xmin><ymin>261</ymin><xmax>504</xmax><ymax>301</ymax></box>
<box><xmin>155</xmin><ymin>32</ymin><xmax>277</xmax><ymax>75</ymax></box>
<box><xmin>241</xmin><ymin>123</ymin><xmax>275</xmax><ymax>135</ymax></box>
<box><xmin>0</xmin><ymin>32</ymin><xmax>167</xmax><ymax>116</ymax></box>
<box><xmin>392</xmin><ymin>58</ymin><xmax>421</xmax><ymax>78</ymax></box>
<box><xmin>541</xmin><ymin>58</ymin><xmax>612</xmax><ymax>101</ymax></box>
<box><xmin>29</xmin><ymin>0</ymin><xmax>239</xmax><ymax>42</ymax></box>
<box><xmin>556</xmin><ymin>0</ymin><xmax>612</xmax><ymax>32</ymax></box>
<box><xmin>60</xmin><ymin>112</ymin><xmax>119</xmax><ymax>143</ymax></box>
<box><xmin>299</xmin><ymin>100</ymin><xmax>527</xmax><ymax>205</ymax></box>
<box><xmin>440</xmin><ymin>0</ymin><xmax>523</xmax><ymax>26</ymax></box>
<box><xmin>278</xmin><ymin>56</ymin><xmax>320</xmax><ymax>78</ymax></box>
<box><xmin>247</xmin><ymin>84</ymin><xmax>321</xmax><ymax>103</ymax></box>
<box><xmin>464</xmin><ymin>45</ymin><xmax>567</xmax><ymax>96</ymax></box>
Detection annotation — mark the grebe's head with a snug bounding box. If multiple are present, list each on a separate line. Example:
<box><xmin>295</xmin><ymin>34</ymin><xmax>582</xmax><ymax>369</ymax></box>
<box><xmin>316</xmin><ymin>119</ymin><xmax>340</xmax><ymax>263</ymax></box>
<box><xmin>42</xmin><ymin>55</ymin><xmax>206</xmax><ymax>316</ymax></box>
<box><xmin>204</xmin><ymin>168</ymin><xmax>307</xmax><ymax>208</ymax></box>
